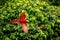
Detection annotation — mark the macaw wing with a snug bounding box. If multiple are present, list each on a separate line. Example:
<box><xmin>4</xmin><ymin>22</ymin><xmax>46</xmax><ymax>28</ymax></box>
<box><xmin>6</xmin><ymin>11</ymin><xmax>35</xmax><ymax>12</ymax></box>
<box><xmin>11</xmin><ymin>19</ymin><xmax>19</xmax><ymax>24</ymax></box>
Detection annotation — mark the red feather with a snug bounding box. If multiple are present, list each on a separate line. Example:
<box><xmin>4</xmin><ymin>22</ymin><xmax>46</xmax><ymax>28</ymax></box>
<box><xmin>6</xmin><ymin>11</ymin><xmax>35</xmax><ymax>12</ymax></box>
<box><xmin>11</xmin><ymin>19</ymin><xmax>19</xmax><ymax>24</ymax></box>
<box><xmin>20</xmin><ymin>12</ymin><xmax>26</xmax><ymax>19</ymax></box>
<box><xmin>38</xmin><ymin>25</ymin><xmax>43</xmax><ymax>29</ymax></box>
<box><xmin>53</xmin><ymin>12</ymin><xmax>56</xmax><ymax>16</ymax></box>
<box><xmin>19</xmin><ymin>12</ymin><xmax>28</xmax><ymax>33</ymax></box>
<box><xmin>21</xmin><ymin>23</ymin><xmax>28</xmax><ymax>33</ymax></box>
<box><xmin>19</xmin><ymin>12</ymin><xmax>27</xmax><ymax>23</ymax></box>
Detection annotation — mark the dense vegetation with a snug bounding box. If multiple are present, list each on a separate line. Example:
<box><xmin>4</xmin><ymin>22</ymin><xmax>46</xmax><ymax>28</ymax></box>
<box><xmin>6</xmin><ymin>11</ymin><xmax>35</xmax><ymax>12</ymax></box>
<box><xmin>47</xmin><ymin>0</ymin><xmax>60</xmax><ymax>6</ymax></box>
<box><xmin>0</xmin><ymin>0</ymin><xmax>60</xmax><ymax>40</ymax></box>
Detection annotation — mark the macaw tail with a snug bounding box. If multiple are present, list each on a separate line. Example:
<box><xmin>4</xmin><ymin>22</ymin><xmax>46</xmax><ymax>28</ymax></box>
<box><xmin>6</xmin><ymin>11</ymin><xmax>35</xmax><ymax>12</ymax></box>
<box><xmin>21</xmin><ymin>23</ymin><xmax>28</xmax><ymax>33</ymax></box>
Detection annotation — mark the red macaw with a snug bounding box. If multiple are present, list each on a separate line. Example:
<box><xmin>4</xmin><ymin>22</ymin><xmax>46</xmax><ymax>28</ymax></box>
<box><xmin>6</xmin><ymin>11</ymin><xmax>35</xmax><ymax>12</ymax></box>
<box><xmin>53</xmin><ymin>12</ymin><xmax>56</xmax><ymax>16</ymax></box>
<box><xmin>38</xmin><ymin>25</ymin><xmax>43</xmax><ymax>29</ymax></box>
<box><xmin>11</xmin><ymin>12</ymin><xmax>28</xmax><ymax>33</ymax></box>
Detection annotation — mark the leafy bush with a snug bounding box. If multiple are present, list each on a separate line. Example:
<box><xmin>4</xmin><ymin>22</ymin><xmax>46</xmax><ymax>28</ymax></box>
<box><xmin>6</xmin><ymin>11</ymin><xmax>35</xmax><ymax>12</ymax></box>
<box><xmin>0</xmin><ymin>0</ymin><xmax>60</xmax><ymax>40</ymax></box>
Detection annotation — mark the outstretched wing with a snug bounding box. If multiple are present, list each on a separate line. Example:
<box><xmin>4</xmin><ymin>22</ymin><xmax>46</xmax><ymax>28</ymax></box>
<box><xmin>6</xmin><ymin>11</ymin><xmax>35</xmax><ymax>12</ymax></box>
<box><xmin>11</xmin><ymin>19</ymin><xmax>19</xmax><ymax>24</ymax></box>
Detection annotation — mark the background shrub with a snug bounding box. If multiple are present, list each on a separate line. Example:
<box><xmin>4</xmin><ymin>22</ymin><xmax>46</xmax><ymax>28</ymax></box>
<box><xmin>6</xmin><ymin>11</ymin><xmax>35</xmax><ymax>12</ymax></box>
<box><xmin>0</xmin><ymin>0</ymin><xmax>60</xmax><ymax>40</ymax></box>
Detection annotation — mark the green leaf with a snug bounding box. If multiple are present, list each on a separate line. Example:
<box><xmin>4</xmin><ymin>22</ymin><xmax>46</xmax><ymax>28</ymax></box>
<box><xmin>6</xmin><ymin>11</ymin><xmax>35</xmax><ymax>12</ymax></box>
<box><xmin>5</xmin><ymin>37</ymin><xmax>10</xmax><ymax>40</ymax></box>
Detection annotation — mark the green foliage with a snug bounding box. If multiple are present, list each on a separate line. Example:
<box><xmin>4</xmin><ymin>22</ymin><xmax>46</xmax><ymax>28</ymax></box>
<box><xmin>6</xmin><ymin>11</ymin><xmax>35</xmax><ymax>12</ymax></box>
<box><xmin>0</xmin><ymin>0</ymin><xmax>60</xmax><ymax>40</ymax></box>
<box><xmin>47</xmin><ymin>0</ymin><xmax>60</xmax><ymax>6</ymax></box>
